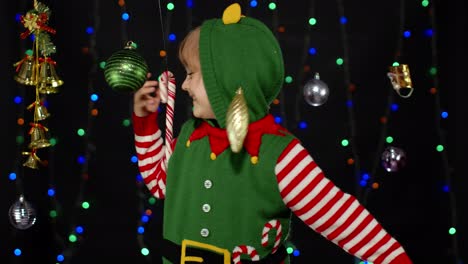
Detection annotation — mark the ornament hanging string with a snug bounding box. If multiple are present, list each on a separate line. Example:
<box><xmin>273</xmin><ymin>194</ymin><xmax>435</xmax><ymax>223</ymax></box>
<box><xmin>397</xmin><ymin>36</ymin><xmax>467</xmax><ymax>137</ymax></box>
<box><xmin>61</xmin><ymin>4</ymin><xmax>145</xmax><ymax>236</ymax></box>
<box><xmin>156</xmin><ymin>0</ymin><xmax>176</xmax><ymax>167</ymax></box>
<box><xmin>157</xmin><ymin>0</ymin><xmax>169</xmax><ymax>70</ymax></box>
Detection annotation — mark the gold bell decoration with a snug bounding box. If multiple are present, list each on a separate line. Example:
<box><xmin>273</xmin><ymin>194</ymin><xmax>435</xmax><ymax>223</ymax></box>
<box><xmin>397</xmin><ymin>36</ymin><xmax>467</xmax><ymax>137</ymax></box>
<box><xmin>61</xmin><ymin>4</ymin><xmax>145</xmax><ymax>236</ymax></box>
<box><xmin>13</xmin><ymin>1</ymin><xmax>60</xmax><ymax>172</ymax></box>
<box><xmin>13</xmin><ymin>55</ymin><xmax>37</xmax><ymax>86</ymax></box>
<box><xmin>27</xmin><ymin>100</ymin><xmax>50</xmax><ymax>121</ymax></box>
<box><xmin>22</xmin><ymin>151</ymin><xmax>45</xmax><ymax>170</ymax></box>
<box><xmin>226</xmin><ymin>87</ymin><xmax>249</xmax><ymax>153</ymax></box>
<box><xmin>38</xmin><ymin>57</ymin><xmax>63</xmax><ymax>94</ymax></box>
<box><xmin>28</xmin><ymin>122</ymin><xmax>51</xmax><ymax>149</ymax></box>
<box><xmin>387</xmin><ymin>64</ymin><xmax>414</xmax><ymax>98</ymax></box>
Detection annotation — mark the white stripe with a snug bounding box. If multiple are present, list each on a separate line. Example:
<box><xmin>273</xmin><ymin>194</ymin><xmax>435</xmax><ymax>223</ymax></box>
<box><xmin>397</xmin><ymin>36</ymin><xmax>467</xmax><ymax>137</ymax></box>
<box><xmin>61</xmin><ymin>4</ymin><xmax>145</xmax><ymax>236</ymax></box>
<box><xmin>167</xmin><ymin>118</ymin><xmax>173</xmax><ymax>127</ymax></box>
<box><xmin>158</xmin><ymin>179</ymin><xmax>166</xmax><ymax>198</ymax></box>
<box><xmin>140</xmin><ymin>164</ymin><xmax>157</xmax><ymax>179</ymax></box>
<box><xmin>146</xmin><ymin>172</ymin><xmax>166</xmax><ymax>199</ymax></box>
<box><xmin>164</xmin><ymin>148</ymin><xmax>172</xmax><ymax>167</ymax></box>
<box><xmin>285</xmin><ymin>169</ymin><xmax>325</xmax><ymax>210</ymax></box>
<box><xmin>321</xmin><ymin>199</ymin><xmax>359</xmax><ymax>237</ymax></box>
<box><xmin>299</xmin><ymin>185</ymin><xmax>339</xmax><ymax>220</ymax></box>
<box><xmin>354</xmin><ymin>228</ymin><xmax>387</xmax><ymax>257</ymax></box>
<box><xmin>158</xmin><ymin>178</ymin><xmax>166</xmax><ymax>191</ymax></box>
<box><xmin>144</xmin><ymin>160</ymin><xmax>167</xmax><ymax>180</ymax></box>
<box><xmin>161</xmin><ymin>157</ymin><xmax>167</xmax><ymax>172</ymax></box>
<box><xmin>134</xmin><ymin>129</ymin><xmax>161</xmax><ymax>142</ymax></box>
<box><xmin>331</xmin><ymin>209</ymin><xmax>369</xmax><ymax>244</ymax></box>
<box><xmin>138</xmin><ymin>147</ymin><xmax>165</xmax><ymax>167</ymax></box>
<box><xmin>321</xmin><ymin>202</ymin><xmax>357</xmax><ymax>239</ymax></box>
<box><xmin>311</xmin><ymin>192</ymin><xmax>351</xmax><ymax>229</ymax></box>
<box><xmin>135</xmin><ymin>137</ymin><xmax>164</xmax><ymax>155</ymax></box>
<box><xmin>343</xmin><ymin>218</ymin><xmax>378</xmax><ymax>251</ymax></box>
<box><xmin>146</xmin><ymin>179</ymin><xmax>157</xmax><ymax>190</ymax></box>
<box><xmin>381</xmin><ymin>246</ymin><xmax>405</xmax><ymax>264</ymax></box>
<box><xmin>275</xmin><ymin>143</ymin><xmax>303</xmax><ymax>174</ymax></box>
<box><xmin>154</xmin><ymin>190</ymin><xmax>161</xmax><ymax>198</ymax></box>
<box><xmin>278</xmin><ymin>154</ymin><xmax>313</xmax><ymax>189</ymax></box>
<box><xmin>366</xmin><ymin>237</ymin><xmax>398</xmax><ymax>263</ymax></box>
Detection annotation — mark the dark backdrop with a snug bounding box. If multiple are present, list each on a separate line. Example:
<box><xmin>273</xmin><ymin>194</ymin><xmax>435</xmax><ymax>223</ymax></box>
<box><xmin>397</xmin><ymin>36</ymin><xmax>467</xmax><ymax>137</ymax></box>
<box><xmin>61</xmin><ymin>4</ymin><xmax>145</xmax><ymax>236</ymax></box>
<box><xmin>1</xmin><ymin>0</ymin><xmax>464</xmax><ymax>263</ymax></box>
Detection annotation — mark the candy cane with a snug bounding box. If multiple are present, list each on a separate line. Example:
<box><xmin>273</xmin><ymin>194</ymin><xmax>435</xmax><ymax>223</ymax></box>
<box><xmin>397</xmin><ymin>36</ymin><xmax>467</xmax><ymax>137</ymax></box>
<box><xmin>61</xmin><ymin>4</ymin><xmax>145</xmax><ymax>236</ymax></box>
<box><xmin>232</xmin><ymin>245</ymin><xmax>260</xmax><ymax>264</ymax></box>
<box><xmin>261</xmin><ymin>219</ymin><xmax>282</xmax><ymax>254</ymax></box>
<box><xmin>158</xmin><ymin>71</ymin><xmax>176</xmax><ymax>165</ymax></box>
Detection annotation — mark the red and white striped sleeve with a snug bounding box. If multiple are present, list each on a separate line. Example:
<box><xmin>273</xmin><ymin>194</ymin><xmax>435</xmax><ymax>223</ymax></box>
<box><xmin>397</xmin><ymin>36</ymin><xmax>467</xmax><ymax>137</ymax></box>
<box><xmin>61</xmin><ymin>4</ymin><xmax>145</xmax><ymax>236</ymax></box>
<box><xmin>133</xmin><ymin>112</ymin><xmax>176</xmax><ymax>199</ymax></box>
<box><xmin>275</xmin><ymin>139</ymin><xmax>412</xmax><ymax>264</ymax></box>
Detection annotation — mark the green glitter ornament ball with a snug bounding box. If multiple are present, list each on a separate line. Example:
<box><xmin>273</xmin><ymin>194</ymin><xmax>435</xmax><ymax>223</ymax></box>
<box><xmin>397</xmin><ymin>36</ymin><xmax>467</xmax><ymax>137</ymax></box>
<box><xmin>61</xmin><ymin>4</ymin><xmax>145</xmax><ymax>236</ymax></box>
<box><xmin>104</xmin><ymin>41</ymin><xmax>149</xmax><ymax>92</ymax></box>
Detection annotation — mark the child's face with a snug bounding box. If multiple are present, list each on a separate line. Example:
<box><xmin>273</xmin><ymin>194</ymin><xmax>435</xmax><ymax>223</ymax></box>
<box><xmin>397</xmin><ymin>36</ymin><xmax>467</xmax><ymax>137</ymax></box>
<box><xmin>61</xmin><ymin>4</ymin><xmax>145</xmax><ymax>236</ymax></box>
<box><xmin>181</xmin><ymin>64</ymin><xmax>215</xmax><ymax>120</ymax></box>
<box><xmin>179</xmin><ymin>27</ymin><xmax>215</xmax><ymax>120</ymax></box>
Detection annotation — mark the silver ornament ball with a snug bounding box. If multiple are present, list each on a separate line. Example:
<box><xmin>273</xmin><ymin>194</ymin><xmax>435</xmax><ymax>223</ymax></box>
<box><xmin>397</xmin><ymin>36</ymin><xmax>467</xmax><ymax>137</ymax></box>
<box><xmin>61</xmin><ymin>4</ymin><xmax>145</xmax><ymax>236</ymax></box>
<box><xmin>303</xmin><ymin>73</ymin><xmax>330</xmax><ymax>107</ymax></box>
<box><xmin>9</xmin><ymin>195</ymin><xmax>37</xmax><ymax>230</ymax></box>
<box><xmin>381</xmin><ymin>146</ymin><xmax>407</xmax><ymax>172</ymax></box>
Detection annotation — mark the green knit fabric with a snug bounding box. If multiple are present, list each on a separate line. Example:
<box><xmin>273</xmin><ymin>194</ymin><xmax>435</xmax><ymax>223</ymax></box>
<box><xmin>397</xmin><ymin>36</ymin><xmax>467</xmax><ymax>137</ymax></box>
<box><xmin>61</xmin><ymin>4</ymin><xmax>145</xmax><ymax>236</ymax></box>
<box><xmin>199</xmin><ymin>16</ymin><xmax>285</xmax><ymax>128</ymax></box>
<box><xmin>164</xmin><ymin>118</ymin><xmax>296</xmax><ymax>263</ymax></box>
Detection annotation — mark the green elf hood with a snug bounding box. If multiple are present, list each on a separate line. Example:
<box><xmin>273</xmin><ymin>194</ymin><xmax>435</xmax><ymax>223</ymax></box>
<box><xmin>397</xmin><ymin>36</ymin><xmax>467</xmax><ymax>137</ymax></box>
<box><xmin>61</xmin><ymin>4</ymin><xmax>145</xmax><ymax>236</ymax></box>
<box><xmin>199</xmin><ymin>4</ymin><xmax>285</xmax><ymax>128</ymax></box>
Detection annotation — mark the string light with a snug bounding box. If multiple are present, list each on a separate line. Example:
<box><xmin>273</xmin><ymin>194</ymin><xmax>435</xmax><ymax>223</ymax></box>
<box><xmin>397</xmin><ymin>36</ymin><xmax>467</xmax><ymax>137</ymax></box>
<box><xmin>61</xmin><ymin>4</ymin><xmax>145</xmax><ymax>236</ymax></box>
<box><xmin>268</xmin><ymin>2</ymin><xmax>277</xmax><ymax>10</ymax></box>
<box><xmin>5</xmin><ymin>1</ymin><xmax>454</xmax><ymax>262</ymax></box>
<box><xmin>308</xmin><ymin>17</ymin><xmax>317</xmax><ymax>26</ymax></box>
<box><xmin>47</xmin><ymin>0</ymin><xmax>100</xmax><ymax>262</ymax></box>
<box><xmin>167</xmin><ymin>2</ymin><xmax>175</xmax><ymax>11</ymax></box>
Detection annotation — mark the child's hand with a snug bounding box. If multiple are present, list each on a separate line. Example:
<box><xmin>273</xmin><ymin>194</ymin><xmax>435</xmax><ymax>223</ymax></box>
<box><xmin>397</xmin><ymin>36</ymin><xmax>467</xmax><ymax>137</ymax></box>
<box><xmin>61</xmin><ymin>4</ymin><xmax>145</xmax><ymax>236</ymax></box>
<box><xmin>133</xmin><ymin>73</ymin><xmax>160</xmax><ymax>117</ymax></box>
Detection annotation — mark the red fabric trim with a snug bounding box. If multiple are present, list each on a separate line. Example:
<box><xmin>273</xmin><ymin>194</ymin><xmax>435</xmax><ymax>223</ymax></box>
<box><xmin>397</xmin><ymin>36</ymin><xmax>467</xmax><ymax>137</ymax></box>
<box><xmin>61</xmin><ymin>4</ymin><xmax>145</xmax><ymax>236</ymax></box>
<box><xmin>132</xmin><ymin>111</ymin><xmax>159</xmax><ymax>136</ymax></box>
<box><xmin>389</xmin><ymin>252</ymin><xmax>413</xmax><ymax>264</ymax></box>
<box><xmin>188</xmin><ymin>114</ymin><xmax>288</xmax><ymax>157</ymax></box>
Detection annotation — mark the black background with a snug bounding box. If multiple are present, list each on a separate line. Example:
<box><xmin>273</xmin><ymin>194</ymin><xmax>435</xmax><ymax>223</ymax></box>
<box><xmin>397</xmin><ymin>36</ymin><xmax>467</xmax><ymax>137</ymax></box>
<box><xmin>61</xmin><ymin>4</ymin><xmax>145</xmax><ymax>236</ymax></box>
<box><xmin>1</xmin><ymin>0</ymin><xmax>464</xmax><ymax>263</ymax></box>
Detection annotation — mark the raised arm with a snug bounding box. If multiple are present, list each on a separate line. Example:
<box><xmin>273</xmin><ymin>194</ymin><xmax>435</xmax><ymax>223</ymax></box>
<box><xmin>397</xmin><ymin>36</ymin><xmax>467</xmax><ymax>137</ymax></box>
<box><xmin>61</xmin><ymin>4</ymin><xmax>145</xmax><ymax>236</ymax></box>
<box><xmin>132</xmin><ymin>75</ymin><xmax>175</xmax><ymax>199</ymax></box>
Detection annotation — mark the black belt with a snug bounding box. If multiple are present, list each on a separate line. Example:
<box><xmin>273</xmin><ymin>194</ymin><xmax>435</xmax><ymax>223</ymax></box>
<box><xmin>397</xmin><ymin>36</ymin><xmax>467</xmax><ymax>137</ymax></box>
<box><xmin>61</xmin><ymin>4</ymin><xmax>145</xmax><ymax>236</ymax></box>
<box><xmin>161</xmin><ymin>238</ymin><xmax>287</xmax><ymax>264</ymax></box>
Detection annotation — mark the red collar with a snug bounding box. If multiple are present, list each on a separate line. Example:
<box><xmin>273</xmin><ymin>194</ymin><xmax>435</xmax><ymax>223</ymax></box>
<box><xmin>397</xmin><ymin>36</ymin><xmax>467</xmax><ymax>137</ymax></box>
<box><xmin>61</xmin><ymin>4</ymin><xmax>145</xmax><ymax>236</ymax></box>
<box><xmin>188</xmin><ymin>114</ymin><xmax>289</xmax><ymax>159</ymax></box>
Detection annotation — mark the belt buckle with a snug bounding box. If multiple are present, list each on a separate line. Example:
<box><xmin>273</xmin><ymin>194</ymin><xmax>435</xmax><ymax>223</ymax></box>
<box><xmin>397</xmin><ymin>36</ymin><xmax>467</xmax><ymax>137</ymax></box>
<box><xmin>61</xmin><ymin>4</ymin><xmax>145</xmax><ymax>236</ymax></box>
<box><xmin>180</xmin><ymin>239</ymin><xmax>231</xmax><ymax>264</ymax></box>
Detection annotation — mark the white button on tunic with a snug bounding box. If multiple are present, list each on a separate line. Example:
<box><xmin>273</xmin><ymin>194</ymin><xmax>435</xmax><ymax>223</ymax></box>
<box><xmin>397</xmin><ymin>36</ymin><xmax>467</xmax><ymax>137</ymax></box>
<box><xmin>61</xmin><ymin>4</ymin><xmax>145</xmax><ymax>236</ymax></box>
<box><xmin>204</xmin><ymin>180</ymin><xmax>212</xmax><ymax>189</ymax></box>
<box><xmin>200</xmin><ymin>228</ymin><xmax>210</xmax><ymax>237</ymax></box>
<box><xmin>202</xmin><ymin>204</ymin><xmax>211</xmax><ymax>212</ymax></box>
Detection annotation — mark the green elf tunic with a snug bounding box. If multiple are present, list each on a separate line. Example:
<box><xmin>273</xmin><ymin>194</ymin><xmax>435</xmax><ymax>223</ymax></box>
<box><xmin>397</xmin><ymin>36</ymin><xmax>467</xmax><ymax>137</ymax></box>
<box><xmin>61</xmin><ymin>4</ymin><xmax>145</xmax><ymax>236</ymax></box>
<box><xmin>164</xmin><ymin>115</ymin><xmax>296</xmax><ymax>263</ymax></box>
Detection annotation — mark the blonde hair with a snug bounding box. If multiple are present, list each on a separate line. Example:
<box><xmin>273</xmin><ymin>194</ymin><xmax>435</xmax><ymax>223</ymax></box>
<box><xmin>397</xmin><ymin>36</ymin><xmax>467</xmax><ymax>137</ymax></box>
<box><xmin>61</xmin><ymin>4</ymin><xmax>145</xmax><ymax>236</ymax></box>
<box><xmin>178</xmin><ymin>26</ymin><xmax>201</xmax><ymax>71</ymax></box>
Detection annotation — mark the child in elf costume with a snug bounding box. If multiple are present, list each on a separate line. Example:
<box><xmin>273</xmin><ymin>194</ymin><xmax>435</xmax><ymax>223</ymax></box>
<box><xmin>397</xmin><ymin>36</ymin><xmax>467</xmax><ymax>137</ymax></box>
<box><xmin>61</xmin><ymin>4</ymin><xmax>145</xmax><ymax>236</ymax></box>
<box><xmin>132</xmin><ymin>3</ymin><xmax>413</xmax><ymax>264</ymax></box>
